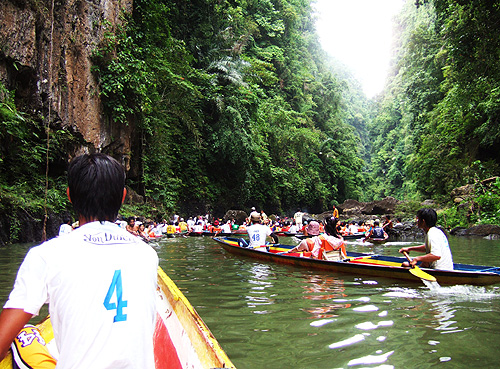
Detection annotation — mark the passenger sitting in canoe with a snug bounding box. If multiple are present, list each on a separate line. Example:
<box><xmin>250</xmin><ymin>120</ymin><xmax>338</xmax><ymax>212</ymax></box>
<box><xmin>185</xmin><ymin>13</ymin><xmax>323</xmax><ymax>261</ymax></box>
<box><xmin>0</xmin><ymin>153</ymin><xmax>158</xmax><ymax>367</ymax></box>
<box><xmin>288</xmin><ymin>218</ymin><xmax>346</xmax><ymax>260</ymax></box>
<box><xmin>138</xmin><ymin>223</ymin><xmax>150</xmax><ymax>242</ymax></box>
<box><xmin>220</xmin><ymin>220</ymin><xmax>232</xmax><ymax>234</ymax></box>
<box><xmin>243</xmin><ymin>211</ymin><xmax>275</xmax><ymax>250</ymax></box>
<box><xmin>399</xmin><ymin>208</ymin><xmax>454</xmax><ymax>270</ymax></box>
<box><xmin>348</xmin><ymin>221</ymin><xmax>358</xmax><ymax>234</ymax></box>
<box><xmin>288</xmin><ymin>220</ymin><xmax>299</xmax><ymax>234</ymax></box>
<box><xmin>166</xmin><ymin>221</ymin><xmax>177</xmax><ymax>235</ymax></box>
<box><xmin>363</xmin><ymin>220</ymin><xmax>388</xmax><ymax>242</ymax></box>
<box><xmin>179</xmin><ymin>218</ymin><xmax>188</xmax><ymax>233</ymax></box>
<box><xmin>126</xmin><ymin>216</ymin><xmax>139</xmax><ymax>236</ymax></box>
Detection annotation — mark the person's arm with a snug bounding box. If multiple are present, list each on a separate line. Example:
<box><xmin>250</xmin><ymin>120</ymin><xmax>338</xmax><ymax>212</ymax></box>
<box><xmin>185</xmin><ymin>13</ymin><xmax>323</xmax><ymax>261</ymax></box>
<box><xmin>0</xmin><ymin>308</ymin><xmax>33</xmax><ymax>360</ymax></box>
<box><xmin>363</xmin><ymin>229</ymin><xmax>373</xmax><ymax>242</ymax></box>
<box><xmin>289</xmin><ymin>240</ymin><xmax>308</xmax><ymax>253</ymax></box>
<box><xmin>407</xmin><ymin>253</ymin><xmax>440</xmax><ymax>267</ymax></box>
<box><xmin>399</xmin><ymin>245</ymin><xmax>426</xmax><ymax>254</ymax></box>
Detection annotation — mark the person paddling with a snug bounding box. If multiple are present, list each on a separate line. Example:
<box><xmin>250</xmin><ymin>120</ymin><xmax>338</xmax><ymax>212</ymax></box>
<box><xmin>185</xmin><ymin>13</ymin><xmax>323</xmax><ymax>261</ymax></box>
<box><xmin>399</xmin><ymin>208</ymin><xmax>454</xmax><ymax>270</ymax></box>
<box><xmin>363</xmin><ymin>220</ymin><xmax>387</xmax><ymax>242</ymax></box>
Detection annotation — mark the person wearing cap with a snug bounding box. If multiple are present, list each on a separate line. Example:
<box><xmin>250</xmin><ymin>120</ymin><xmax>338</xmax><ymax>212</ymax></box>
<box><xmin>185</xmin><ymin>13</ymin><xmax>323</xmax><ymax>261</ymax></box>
<box><xmin>246</xmin><ymin>211</ymin><xmax>274</xmax><ymax>250</ymax></box>
<box><xmin>289</xmin><ymin>218</ymin><xmax>345</xmax><ymax>260</ymax></box>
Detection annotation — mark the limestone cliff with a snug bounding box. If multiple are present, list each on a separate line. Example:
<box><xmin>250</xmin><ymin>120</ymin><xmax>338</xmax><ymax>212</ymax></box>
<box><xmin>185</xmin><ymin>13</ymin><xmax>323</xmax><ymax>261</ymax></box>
<box><xmin>0</xmin><ymin>0</ymin><xmax>135</xmax><ymax>170</ymax></box>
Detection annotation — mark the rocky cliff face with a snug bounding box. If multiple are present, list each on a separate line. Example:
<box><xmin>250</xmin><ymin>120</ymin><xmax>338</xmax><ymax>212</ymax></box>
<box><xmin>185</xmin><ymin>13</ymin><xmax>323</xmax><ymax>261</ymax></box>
<box><xmin>0</xmin><ymin>0</ymin><xmax>134</xmax><ymax>169</ymax></box>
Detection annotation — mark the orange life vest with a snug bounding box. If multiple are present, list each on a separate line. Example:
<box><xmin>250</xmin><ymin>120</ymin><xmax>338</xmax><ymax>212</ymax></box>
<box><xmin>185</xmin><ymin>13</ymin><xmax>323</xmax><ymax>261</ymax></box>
<box><xmin>305</xmin><ymin>235</ymin><xmax>346</xmax><ymax>259</ymax></box>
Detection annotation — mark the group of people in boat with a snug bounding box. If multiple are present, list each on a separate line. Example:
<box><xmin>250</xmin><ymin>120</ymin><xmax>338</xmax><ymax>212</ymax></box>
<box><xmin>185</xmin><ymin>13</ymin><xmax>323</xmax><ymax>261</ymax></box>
<box><xmin>237</xmin><ymin>208</ymin><xmax>453</xmax><ymax>272</ymax></box>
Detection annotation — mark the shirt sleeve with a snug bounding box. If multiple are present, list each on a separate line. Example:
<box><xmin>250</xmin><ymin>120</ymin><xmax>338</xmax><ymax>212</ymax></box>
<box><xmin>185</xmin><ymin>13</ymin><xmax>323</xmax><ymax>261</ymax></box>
<box><xmin>3</xmin><ymin>247</ymin><xmax>49</xmax><ymax>316</ymax></box>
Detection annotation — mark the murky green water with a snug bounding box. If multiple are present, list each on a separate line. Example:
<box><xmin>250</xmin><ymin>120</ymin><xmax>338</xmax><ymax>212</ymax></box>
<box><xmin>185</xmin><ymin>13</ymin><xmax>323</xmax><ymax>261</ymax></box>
<box><xmin>2</xmin><ymin>235</ymin><xmax>500</xmax><ymax>368</ymax></box>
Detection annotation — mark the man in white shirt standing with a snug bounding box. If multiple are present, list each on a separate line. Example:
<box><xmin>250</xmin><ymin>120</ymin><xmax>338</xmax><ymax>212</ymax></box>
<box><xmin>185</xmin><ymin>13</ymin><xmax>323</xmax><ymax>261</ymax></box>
<box><xmin>293</xmin><ymin>209</ymin><xmax>304</xmax><ymax>232</ymax></box>
<box><xmin>0</xmin><ymin>153</ymin><xmax>158</xmax><ymax>368</ymax></box>
<box><xmin>246</xmin><ymin>211</ymin><xmax>274</xmax><ymax>251</ymax></box>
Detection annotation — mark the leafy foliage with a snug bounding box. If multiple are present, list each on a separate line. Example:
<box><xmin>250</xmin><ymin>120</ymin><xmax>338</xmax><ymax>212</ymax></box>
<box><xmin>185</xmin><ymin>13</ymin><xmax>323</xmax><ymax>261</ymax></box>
<box><xmin>90</xmin><ymin>0</ymin><xmax>367</xmax><ymax>216</ymax></box>
<box><xmin>368</xmin><ymin>0</ymin><xmax>500</xmax><ymax>210</ymax></box>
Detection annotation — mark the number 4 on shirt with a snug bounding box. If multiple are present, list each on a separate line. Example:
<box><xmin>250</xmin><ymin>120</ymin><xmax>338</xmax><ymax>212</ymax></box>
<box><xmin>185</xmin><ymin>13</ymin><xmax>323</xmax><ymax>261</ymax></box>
<box><xmin>103</xmin><ymin>270</ymin><xmax>128</xmax><ymax>322</ymax></box>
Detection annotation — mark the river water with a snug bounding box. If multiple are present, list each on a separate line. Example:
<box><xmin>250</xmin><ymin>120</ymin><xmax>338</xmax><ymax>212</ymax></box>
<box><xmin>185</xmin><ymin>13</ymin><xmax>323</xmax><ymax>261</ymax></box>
<box><xmin>1</xmin><ymin>235</ymin><xmax>500</xmax><ymax>368</ymax></box>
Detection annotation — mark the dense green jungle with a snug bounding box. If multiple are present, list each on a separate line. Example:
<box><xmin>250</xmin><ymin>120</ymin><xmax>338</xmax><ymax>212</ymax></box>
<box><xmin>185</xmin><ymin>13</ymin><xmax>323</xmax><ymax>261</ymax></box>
<box><xmin>1</xmin><ymin>0</ymin><xmax>500</xmax><ymax>244</ymax></box>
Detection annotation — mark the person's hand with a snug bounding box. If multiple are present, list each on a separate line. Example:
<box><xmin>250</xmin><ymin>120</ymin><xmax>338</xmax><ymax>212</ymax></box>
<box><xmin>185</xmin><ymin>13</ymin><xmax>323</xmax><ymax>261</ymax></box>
<box><xmin>399</xmin><ymin>247</ymin><xmax>409</xmax><ymax>254</ymax></box>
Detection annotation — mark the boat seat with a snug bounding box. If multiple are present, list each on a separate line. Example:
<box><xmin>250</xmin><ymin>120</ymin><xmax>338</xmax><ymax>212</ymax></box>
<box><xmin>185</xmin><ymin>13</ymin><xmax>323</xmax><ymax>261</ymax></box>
<box><xmin>323</xmin><ymin>250</ymin><xmax>344</xmax><ymax>261</ymax></box>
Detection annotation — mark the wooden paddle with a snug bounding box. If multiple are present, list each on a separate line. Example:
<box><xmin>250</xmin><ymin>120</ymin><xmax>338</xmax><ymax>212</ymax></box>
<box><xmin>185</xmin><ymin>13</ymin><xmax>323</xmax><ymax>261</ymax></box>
<box><xmin>402</xmin><ymin>251</ymin><xmax>437</xmax><ymax>282</ymax></box>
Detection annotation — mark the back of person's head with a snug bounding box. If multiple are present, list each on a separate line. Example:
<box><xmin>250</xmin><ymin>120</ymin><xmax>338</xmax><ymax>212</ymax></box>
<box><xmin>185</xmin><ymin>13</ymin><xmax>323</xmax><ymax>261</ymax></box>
<box><xmin>416</xmin><ymin>208</ymin><xmax>437</xmax><ymax>228</ymax></box>
<box><xmin>68</xmin><ymin>153</ymin><xmax>125</xmax><ymax>222</ymax></box>
<box><xmin>374</xmin><ymin>220</ymin><xmax>380</xmax><ymax>226</ymax></box>
<box><xmin>250</xmin><ymin>211</ymin><xmax>261</xmax><ymax>223</ymax></box>
<box><xmin>324</xmin><ymin>217</ymin><xmax>339</xmax><ymax>236</ymax></box>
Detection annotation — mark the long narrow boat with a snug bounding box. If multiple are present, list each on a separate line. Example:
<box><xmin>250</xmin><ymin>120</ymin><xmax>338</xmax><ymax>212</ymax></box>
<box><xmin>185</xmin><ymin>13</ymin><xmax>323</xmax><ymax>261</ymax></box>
<box><xmin>0</xmin><ymin>267</ymin><xmax>235</xmax><ymax>369</ymax></box>
<box><xmin>213</xmin><ymin>237</ymin><xmax>500</xmax><ymax>286</ymax></box>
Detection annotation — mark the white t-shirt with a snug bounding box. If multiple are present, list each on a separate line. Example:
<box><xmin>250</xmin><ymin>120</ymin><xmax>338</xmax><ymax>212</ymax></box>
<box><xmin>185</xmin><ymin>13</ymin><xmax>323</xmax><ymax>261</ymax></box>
<box><xmin>220</xmin><ymin>223</ymin><xmax>231</xmax><ymax>233</ymax></box>
<box><xmin>348</xmin><ymin>224</ymin><xmax>358</xmax><ymax>233</ymax></box>
<box><xmin>5</xmin><ymin>221</ymin><xmax>158</xmax><ymax>369</ymax></box>
<box><xmin>58</xmin><ymin>223</ymin><xmax>72</xmax><ymax>236</ymax></box>
<box><xmin>247</xmin><ymin>223</ymin><xmax>272</xmax><ymax>248</ymax></box>
<box><xmin>425</xmin><ymin>227</ymin><xmax>454</xmax><ymax>270</ymax></box>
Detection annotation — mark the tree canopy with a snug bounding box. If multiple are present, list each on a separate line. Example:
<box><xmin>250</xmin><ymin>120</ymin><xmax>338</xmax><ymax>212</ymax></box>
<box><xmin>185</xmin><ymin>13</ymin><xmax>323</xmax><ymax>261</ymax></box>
<box><xmin>1</xmin><ymin>0</ymin><xmax>500</xmax><ymax>230</ymax></box>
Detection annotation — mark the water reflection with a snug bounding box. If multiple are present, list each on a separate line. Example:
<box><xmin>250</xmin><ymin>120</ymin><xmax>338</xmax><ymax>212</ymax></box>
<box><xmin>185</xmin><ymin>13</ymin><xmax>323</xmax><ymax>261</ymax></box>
<box><xmin>301</xmin><ymin>275</ymin><xmax>351</xmax><ymax>318</ymax></box>
<box><xmin>246</xmin><ymin>263</ymin><xmax>275</xmax><ymax>312</ymax></box>
<box><xmin>3</xmin><ymin>236</ymin><xmax>500</xmax><ymax>369</ymax></box>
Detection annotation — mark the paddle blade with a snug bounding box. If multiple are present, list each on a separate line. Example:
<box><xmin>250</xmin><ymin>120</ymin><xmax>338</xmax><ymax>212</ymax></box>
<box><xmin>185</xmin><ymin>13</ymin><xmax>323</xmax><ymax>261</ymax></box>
<box><xmin>409</xmin><ymin>266</ymin><xmax>436</xmax><ymax>282</ymax></box>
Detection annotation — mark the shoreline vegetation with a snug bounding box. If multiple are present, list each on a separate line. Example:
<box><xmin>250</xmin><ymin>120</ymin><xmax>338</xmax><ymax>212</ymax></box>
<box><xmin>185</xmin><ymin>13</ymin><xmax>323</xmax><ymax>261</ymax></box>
<box><xmin>2</xmin><ymin>1</ymin><xmax>500</xmax><ymax>245</ymax></box>
<box><xmin>2</xmin><ymin>184</ymin><xmax>500</xmax><ymax>245</ymax></box>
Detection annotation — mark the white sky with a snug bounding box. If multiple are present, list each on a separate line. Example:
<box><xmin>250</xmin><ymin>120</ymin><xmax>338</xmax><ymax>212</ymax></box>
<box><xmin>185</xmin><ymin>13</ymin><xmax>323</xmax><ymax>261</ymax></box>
<box><xmin>313</xmin><ymin>0</ymin><xmax>405</xmax><ymax>98</ymax></box>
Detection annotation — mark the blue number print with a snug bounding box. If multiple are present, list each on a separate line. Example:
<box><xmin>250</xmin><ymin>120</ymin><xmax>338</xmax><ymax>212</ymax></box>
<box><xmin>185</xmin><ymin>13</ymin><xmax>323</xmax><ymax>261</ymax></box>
<box><xmin>103</xmin><ymin>270</ymin><xmax>128</xmax><ymax>322</ymax></box>
<box><xmin>252</xmin><ymin>234</ymin><xmax>260</xmax><ymax>241</ymax></box>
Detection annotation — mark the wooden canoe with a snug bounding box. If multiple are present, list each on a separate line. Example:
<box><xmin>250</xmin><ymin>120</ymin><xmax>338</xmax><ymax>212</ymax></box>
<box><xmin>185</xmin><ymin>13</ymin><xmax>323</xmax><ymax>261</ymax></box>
<box><xmin>213</xmin><ymin>237</ymin><xmax>500</xmax><ymax>286</ymax></box>
<box><xmin>0</xmin><ymin>267</ymin><xmax>235</xmax><ymax>369</ymax></box>
<box><xmin>342</xmin><ymin>232</ymin><xmax>366</xmax><ymax>240</ymax></box>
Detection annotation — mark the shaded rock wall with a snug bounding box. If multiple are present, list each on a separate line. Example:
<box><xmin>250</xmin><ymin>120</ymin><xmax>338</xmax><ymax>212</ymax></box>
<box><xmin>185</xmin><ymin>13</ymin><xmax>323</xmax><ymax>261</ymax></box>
<box><xmin>0</xmin><ymin>0</ymin><xmax>134</xmax><ymax>168</ymax></box>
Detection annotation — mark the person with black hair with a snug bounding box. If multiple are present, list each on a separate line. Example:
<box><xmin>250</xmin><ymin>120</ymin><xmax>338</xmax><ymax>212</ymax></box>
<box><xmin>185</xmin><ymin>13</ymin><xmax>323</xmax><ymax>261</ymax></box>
<box><xmin>289</xmin><ymin>217</ymin><xmax>346</xmax><ymax>260</ymax></box>
<box><xmin>363</xmin><ymin>220</ymin><xmax>388</xmax><ymax>242</ymax></box>
<box><xmin>126</xmin><ymin>216</ymin><xmax>139</xmax><ymax>236</ymax></box>
<box><xmin>0</xmin><ymin>153</ymin><xmax>158</xmax><ymax>368</ymax></box>
<box><xmin>399</xmin><ymin>208</ymin><xmax>453</xmax><ymax>270</ymax></box>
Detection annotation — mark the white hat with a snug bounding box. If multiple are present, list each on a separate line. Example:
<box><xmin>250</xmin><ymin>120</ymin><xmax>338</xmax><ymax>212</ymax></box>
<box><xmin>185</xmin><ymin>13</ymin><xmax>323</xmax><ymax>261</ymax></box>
<box><xmin>250</xmin><ymin>211</ymin><xmax>261</xmax><ymax>221</ymax></box>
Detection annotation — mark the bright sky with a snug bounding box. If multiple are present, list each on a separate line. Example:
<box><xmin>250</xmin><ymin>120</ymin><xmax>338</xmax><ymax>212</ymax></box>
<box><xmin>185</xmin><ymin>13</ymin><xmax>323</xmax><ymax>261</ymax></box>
<box><xmin>313</xmin><ymin>0</ymin><xmax>405</xmax><ymax>98</ymax></box>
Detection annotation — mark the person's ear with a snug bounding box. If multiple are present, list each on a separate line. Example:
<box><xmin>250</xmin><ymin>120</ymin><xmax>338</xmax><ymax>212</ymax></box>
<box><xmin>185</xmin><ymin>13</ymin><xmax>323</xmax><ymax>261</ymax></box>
<box><xmin>122</xmin><ymin>188</ymin><xmax>127</xmax><ymax>204</ymax></box>
<box><xmin>66</xmin><ymin>187</ymin><xmax>72</xmax><ymax>203</ymax></box>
